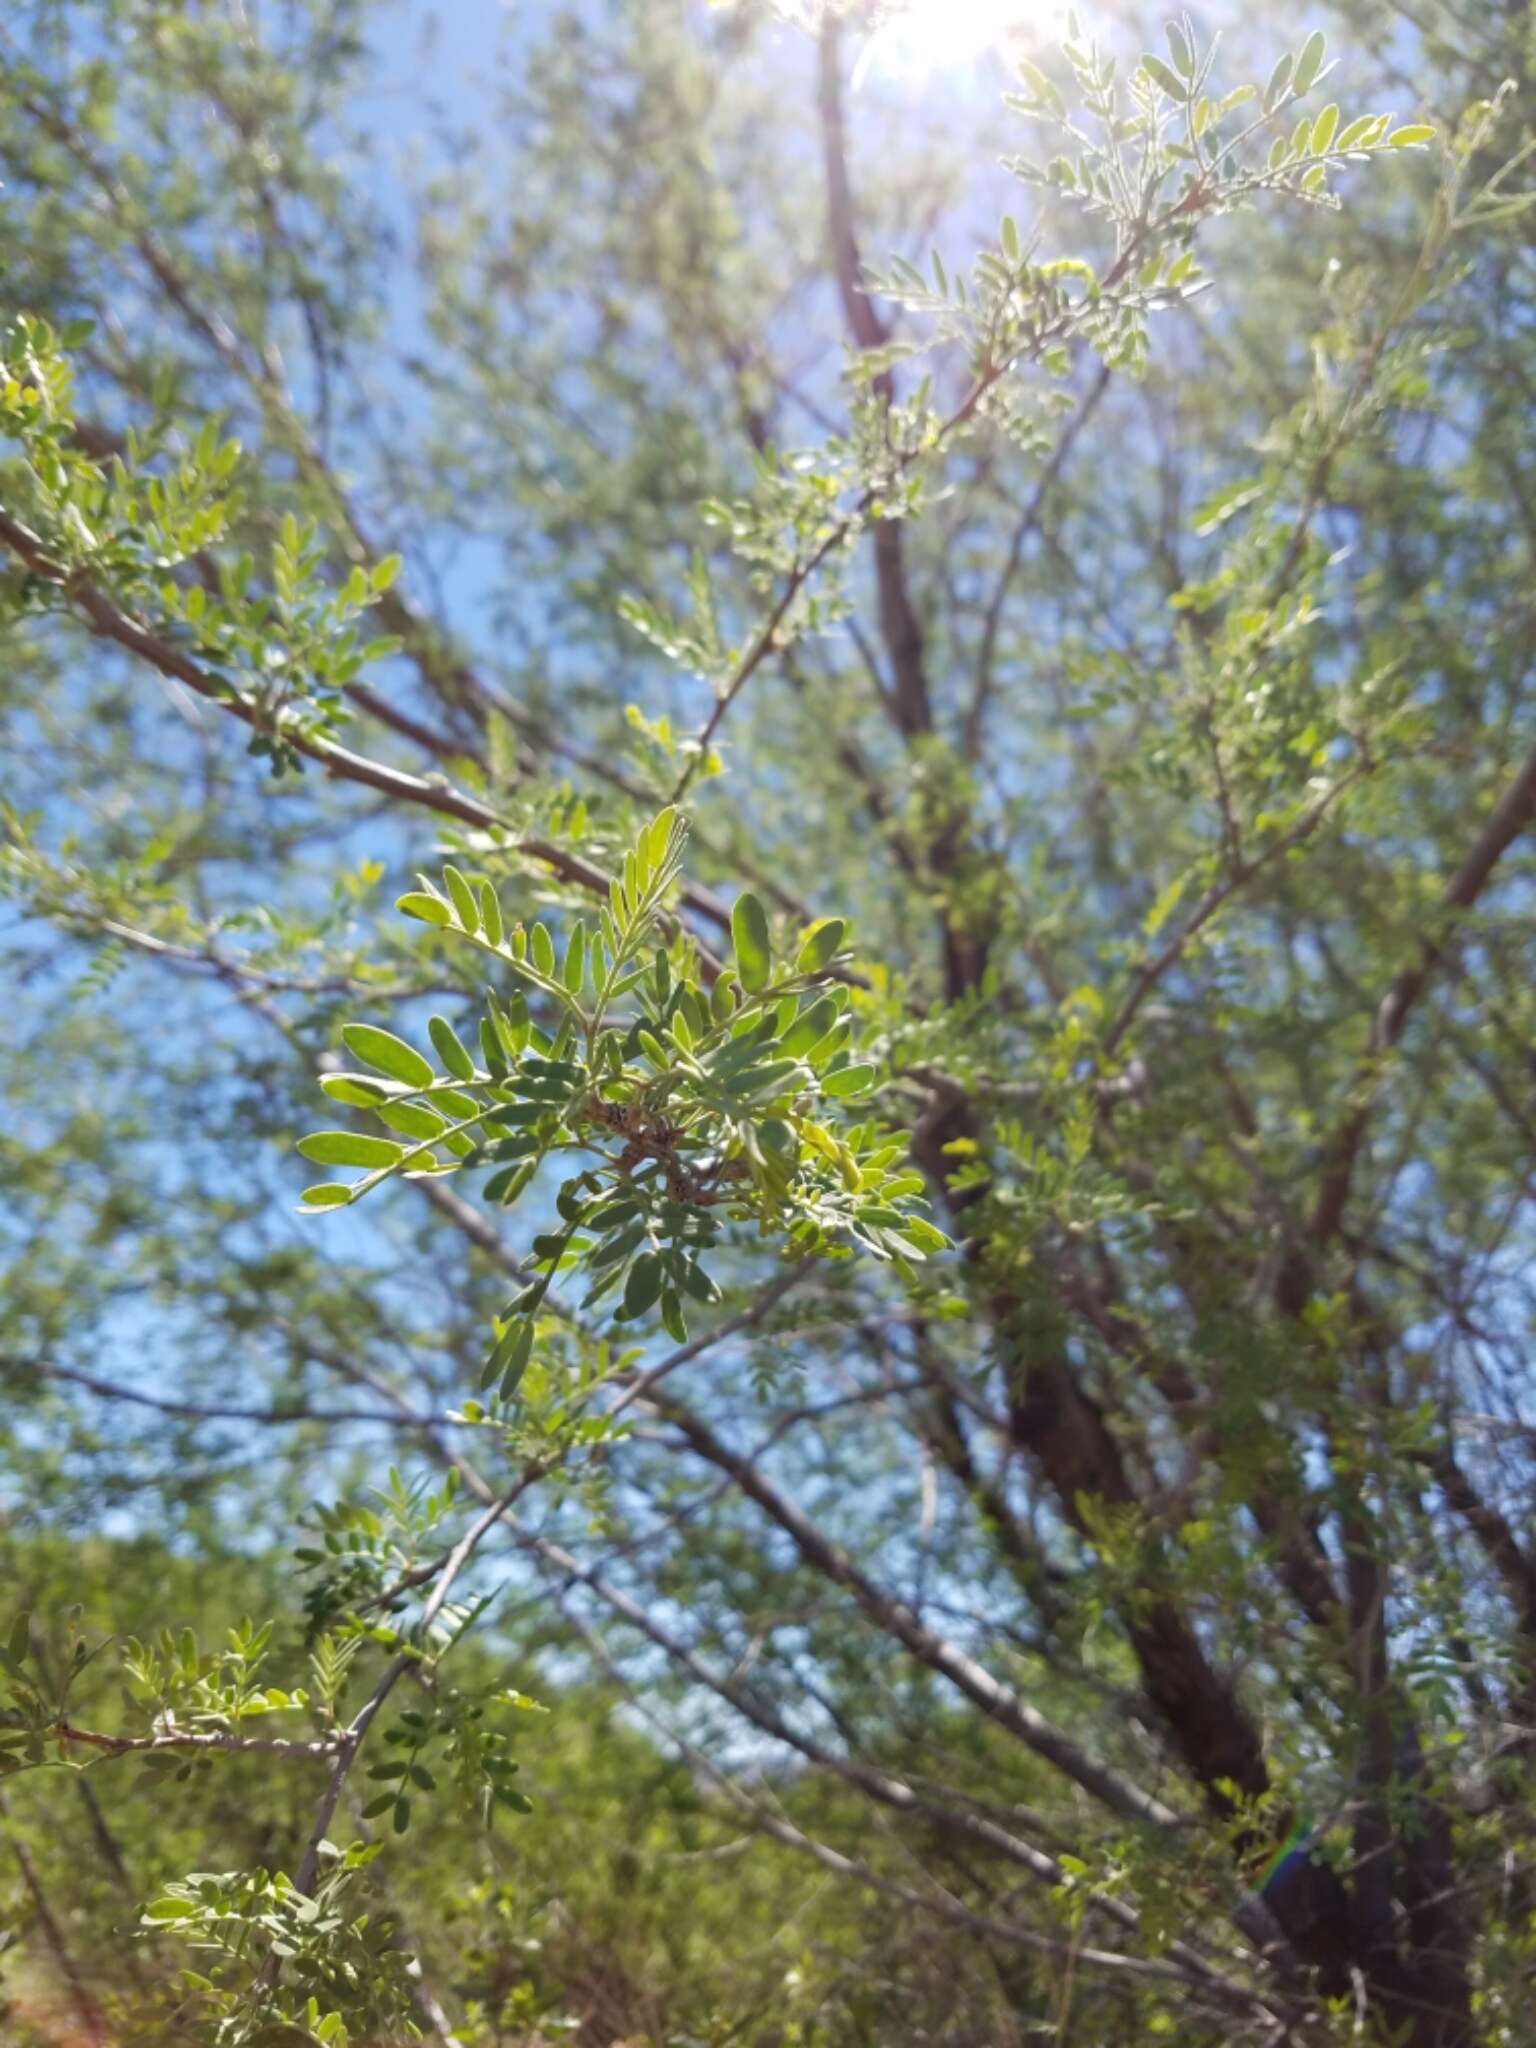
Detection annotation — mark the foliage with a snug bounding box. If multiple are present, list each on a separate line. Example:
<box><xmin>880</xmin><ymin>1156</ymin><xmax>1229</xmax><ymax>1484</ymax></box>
<box><xmin>300</xmin><ymin>808</ymin><xmax>943</xmax><ymax>1378</ymax></box>
<box><xmin>145</xmin><ymin>1846</ymin><xmax>420</xmax><ymax>2048</ymax></box>
<box><xmin>2</xmin><ymin>1</ymin><xmax>1535</xmax><ymax>2045</ymax></box>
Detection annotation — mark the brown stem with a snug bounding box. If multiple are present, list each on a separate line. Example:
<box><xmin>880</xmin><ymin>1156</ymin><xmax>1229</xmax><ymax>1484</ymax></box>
<box><xmin>0</xmin><ymin>506</ymin><xmax>728</xmax><ymax>958</ymax></box>
<box><xmin>0</xmin><ymin>1791</ymin><xmax>107</xmax><ymax>2044</ymax></box>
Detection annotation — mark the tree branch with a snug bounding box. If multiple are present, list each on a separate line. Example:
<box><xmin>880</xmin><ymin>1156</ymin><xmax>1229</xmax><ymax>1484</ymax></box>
<box><xmin>0</xmin><ymin>505</ymin><xmax>728</xmax><ymax>952</ymax></box>
<box><xmin>505</xmin><ymin>1512</ymin><xmax>1271</xmax><ymax>2013</ymax></box>
<box><xmin>1308</xmin><ymin>741</ymin><xmax>1536</xmax><ymax>1251</ymax></box>
<box><xmin>644</xmin><ymin>1388</ymin><xmax>1181</xmax><ymax>1829</ymax></box>
<box><xmin>1104</xmin><ymin>765</ymin><xmax>1366</xmax><ymax>1059</ymax></box>
<box><xmin>818</xmin><ymin>16</ymin><xmax>932</xmax><ymax>743</ymax></box>
<box><xmin>285</xmin><ymin>1468</ymin><xmax>535</xmax><ymax>1902</ymax></box>
<box><xmin>26</xmin><ymin>1360</ymin><xmax>437</xmax><ymax>1430</ymax></box>
<box><xmin>57</xmin><ymin>1722</ymin><xmax>341</xmax><ymax>1763</ymax></box>
<box><xmin>546</xmin><ymin>1575</ymin><xmax>1262</xmax><ymax>2012</ymax></box>
<box><xmin>962</xmin><ymin>361</ymin><xmax>1113</xmax><ymax>761</ymax></box>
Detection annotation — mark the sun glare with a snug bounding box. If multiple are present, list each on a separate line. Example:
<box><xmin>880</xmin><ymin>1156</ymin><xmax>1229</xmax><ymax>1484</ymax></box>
<box><xmin>856</xmin><ymin>0</ymin><xmax>1041</xmax><ymax>80</ymax></box>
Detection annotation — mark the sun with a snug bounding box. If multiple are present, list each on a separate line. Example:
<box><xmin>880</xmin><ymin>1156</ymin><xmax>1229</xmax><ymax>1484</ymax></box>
<box><xmin>855</xmin><ymin>0</ymin><xmax>1042</xmax><ymax>79</ymax></box>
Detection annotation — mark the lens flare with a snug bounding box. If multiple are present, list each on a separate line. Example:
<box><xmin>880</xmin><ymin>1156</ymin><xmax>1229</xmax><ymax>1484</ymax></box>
<box><xmin>857</xmin><ymin>0</ymin><xmax>1037</xmax><ymax>79</ymax></box>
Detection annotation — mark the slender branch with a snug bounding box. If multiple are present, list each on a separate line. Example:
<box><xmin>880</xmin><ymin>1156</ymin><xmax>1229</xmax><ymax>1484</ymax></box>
<box><xmin>1104</xmin><ymin>767</ymin><xmax>1366</xmax><ymax>1058</ymax></box>
<box><xmin>285</xmin><ymin>1467</ymin><xmax>536</xmax><ymax>1902</ymax></box>
<box><xmin>57</xmin><ymin>1721</ymin><xmax>340</xmax><ymax>1762</ymax></box>
<box><xmin>548</xmin><ymin>1580</ymin><xmax>1254</xmax><ymax>2009</ymax></box>
<box><xmin>962</xmin><ymin>362</ymin><xmax>1113</xmax><ymax>760</ymax></box>
<box><xmin>83</xmin><ymin>917</ymin><xmax>430</xmax><ymax>1000</ymax></box>
<box><xmin>644</xmin><ymin>1389</ymin><xmax>1182</xmax><ymax>1829</ymax></box>
<box><xmin>0</xmin><ymin>506</ymin><xmax>727</xmax><ymax>957</ymax></box>
<box><xmin>77</xmin><ymin>401</ymin><xmax>801</xmax><ymax>926</ymax></box>
<box><xmin>506</xmin><ymin>1513</ymin><xmax>1271</xmax><ymax>2013</ymax></box>
<box><xmin>670</xmin><ymin>131</ymin><xmax>1212</xmax><ymax>797</ymax></box>
<box><xmin>27</xmin><ymin>1360</ymin><xmax>436</xmax><ymax>1430</ymax></box>
<box><xmin>669</xmin><ymin>518</ymin><xmax>858</xmax><ymax>801</ymax></box>
<box><xmin>1309</xmin><ymin>741</ymin><xmax>1536</xmax><ymax>1249</ymax></box>
<box><xmin>605</xmin><ymin>1261</ymin><xmax>811</xmax><ymax>1419</ymax></box>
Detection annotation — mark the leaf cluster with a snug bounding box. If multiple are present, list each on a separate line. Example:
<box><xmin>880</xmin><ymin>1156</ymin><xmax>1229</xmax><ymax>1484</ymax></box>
<box><xmin>297</xmin><ymin>806</ymin><xmax>947</xmax><ymax>1392</ymax></box>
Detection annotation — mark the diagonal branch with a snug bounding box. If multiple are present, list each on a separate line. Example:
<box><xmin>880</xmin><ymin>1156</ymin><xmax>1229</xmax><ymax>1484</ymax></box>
<box><xmin>644</xmin><ymin>1388</ymin><xmax>1181</xmax><ymax>1829</ymax></box>
<box><xmin>1308</xmin><ymin>741</ymin><xmax>1536</xmax><ymax>1252</ymax></box>
<box><xmin>26</xmin><ymin>1360</ymin><xmax>436</xmax><ymax>1430</ymax></box>
<box><xmin>285</xmin><ymin>1466</ymin><xmax>536</xmax><ymax>1902</ymax></box>
<box><xmin>544</xmin><ymin>1574</ymin><xmax>1262</xmax><ymax>2012</ymax></box>
<box><xmin>1422</xmin><ymin>1446</ymin><xmax>1536</xmax><ymax>1639</ymax></box>
<box><xmin>505</xmin><ymin>1512</ymin><xmax>1273</xmax><ymax>2015</ymax></box>
<box><xmin>1104</xmin><ymin>765</ymin><xmax>1367</xmax><ymax>1059</ymax></box>
<box><xmin>962</xmin><ymin>362</ymin><xmax>1113</xmax><ymax>761</ymax></box>
<box><xmin>0</xmin><ymin>505</ymin><xmax>728</xmax><ymax>953</ymax></box>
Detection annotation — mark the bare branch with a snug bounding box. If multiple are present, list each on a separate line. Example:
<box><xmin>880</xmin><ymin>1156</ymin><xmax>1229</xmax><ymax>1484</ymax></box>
<box><xmin>963</xmin><ymin>362</ymin><xmax>1113</xmax><ymax>760</ymax></box>
<box><xmin>26</xmin><ymin>1361</ymin><xmax>437</xmax><ymax>1430</ymax></box>
<box><xmin>506</xmin><ymin>1513</ymin><xmax>1269</xmax><ymax>2012</ymax></box>
<box><xmin>644</xmin><ymin>1389</ymin><xmax>1182</xmax><ymax>1829</ymax></box>
<box><xmin>543</xmin><ymin>1572</ymin><xmax>1265</xmax><ymax>2013</ymax></box>
<box><xmin>1104</xmin><ymin>767</ymin><xmax>1366</xmax><ymax>1059</ymax></box>
<box><xmin>1309</xmin><ymin>741</ymin><xmax>1536</xmax><ymax>1250</ymax></box>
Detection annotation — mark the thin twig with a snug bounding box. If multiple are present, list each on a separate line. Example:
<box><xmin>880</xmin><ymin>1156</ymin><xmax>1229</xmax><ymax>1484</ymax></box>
<box><xmin>285</xmin><ymin>1467</ymin><xmax>535</xmax><ymax>1900</ymax></box>
<box><xmin>57</xmin><ymin>1722</ymin><xmax>340</xmax><ymax>1762</ymax></box>
<box><xmin>27</xmin><ymin>1360</ymin><xmax>435</xmax><ymax>1430</ymax></box>
<box><xmin>0</xmin><ymin>506</ymin><xmax>729</xmax><ymax>960</ymax></box>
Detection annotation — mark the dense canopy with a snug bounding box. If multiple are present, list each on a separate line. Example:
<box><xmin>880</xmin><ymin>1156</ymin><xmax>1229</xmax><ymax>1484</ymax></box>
<box><xmin>2</xmin><ymin>3</ymin><xmax>1534</xmax><ymax>2045</ymax></box>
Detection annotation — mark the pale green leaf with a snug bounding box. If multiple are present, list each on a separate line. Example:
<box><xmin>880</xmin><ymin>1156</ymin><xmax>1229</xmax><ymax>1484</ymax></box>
<box><xmin>340</xmin><ymin>1025</ymin><xmax>434</xmax><ymax>1088</ymax></box>
<box><xmin>296</xmin><ymin>1131</ymin><xmax>403</xmax><ymax>1168</ymax></box>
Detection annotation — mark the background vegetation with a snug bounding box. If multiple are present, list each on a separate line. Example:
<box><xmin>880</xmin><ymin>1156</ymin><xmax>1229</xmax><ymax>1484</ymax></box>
<box><xmin>1</xmin><ymin>1</ymin><xmax>1534</xmax><ymax>2043</ymax></box>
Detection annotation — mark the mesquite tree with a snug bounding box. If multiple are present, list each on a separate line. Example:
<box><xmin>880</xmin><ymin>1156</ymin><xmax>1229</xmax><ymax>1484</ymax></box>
<box><xmin>1</xmin><ymin>2</ymin><xmax>1533</xmax><ymax>2044</ymax></box>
